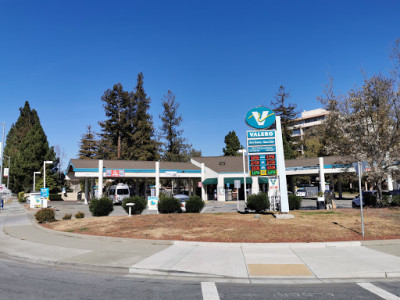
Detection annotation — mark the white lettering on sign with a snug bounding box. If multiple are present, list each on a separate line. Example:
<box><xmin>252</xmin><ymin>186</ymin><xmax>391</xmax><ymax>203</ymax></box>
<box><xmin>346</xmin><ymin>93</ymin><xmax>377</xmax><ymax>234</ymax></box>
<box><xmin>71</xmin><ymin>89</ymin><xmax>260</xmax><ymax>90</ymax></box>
<box><xmin>248</xmin><ymin>131</ymin><xmax>275</xmax><ymax>138</ymax></box>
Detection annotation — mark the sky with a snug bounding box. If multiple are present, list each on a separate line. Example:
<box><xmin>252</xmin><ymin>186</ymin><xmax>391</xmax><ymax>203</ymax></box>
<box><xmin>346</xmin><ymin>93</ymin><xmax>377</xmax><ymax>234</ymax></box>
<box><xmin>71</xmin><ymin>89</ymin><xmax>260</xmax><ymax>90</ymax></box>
<box><xmin>1</xmin><ymin>0</ymin><xmax>399</xmax><ymax>170</ymax></box>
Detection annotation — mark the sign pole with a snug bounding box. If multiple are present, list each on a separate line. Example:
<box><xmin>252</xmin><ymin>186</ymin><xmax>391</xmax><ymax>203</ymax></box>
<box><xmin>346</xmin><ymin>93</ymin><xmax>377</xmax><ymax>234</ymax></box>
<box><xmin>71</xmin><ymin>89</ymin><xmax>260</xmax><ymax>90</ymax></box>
<box><xmin>275</xmin><ymin>116</ymin><xmax>289</xmax><ymax>213</ymax></box>
<box><xmin>358</xmin><ymin>162</ymin><xmax>365</xmax><ymax>237</ymax></box>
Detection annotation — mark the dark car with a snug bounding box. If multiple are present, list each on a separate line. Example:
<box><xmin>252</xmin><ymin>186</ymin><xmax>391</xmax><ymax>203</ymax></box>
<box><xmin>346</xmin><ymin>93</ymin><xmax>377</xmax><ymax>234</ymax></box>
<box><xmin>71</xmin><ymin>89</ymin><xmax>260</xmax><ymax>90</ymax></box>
<box><xmin>352</xmin><ymin>191</ymin><xmax>376</xmax><ymax>208</ymax></box>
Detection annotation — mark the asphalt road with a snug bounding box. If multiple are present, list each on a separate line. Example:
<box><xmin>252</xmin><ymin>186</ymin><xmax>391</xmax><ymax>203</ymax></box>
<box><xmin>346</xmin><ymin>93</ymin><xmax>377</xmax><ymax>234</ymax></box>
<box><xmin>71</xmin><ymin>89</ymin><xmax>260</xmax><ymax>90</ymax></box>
<box><xmin>0</xmin><ymin>257</ymin><xmax>399</xmax><ymax>300</ymax></box>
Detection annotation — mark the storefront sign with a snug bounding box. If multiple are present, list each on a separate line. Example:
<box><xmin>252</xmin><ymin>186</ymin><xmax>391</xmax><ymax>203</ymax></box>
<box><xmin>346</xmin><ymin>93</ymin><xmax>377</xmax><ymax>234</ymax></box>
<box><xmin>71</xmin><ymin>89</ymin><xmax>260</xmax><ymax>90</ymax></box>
<box><xmin>105</xmin><ymin>169</ymin><xmax>125</xmax><ymax>177</ymax></box>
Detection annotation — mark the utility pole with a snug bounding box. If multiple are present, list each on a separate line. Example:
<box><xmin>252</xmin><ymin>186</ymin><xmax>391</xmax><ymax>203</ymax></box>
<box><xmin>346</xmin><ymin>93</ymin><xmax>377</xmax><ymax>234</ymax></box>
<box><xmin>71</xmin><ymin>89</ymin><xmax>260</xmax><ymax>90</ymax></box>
<box><xmin>0</xmin><ymin>122</ymin><xmax>5</xmax><ymax>186</ymax></box>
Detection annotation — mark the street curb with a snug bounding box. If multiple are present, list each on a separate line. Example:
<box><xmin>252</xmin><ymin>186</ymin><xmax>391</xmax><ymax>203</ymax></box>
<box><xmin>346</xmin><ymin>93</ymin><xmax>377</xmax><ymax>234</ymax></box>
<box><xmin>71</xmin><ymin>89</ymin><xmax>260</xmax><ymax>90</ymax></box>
<box><xmin>173</xmin><ymin>240</ymin><xmax>362</xmax><ymax>248</ymax></box>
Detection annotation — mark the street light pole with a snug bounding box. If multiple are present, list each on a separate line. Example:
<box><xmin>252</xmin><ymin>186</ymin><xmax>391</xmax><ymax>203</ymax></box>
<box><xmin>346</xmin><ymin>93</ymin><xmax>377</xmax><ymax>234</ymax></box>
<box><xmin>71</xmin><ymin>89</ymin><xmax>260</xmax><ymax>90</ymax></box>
<box><xmin>238</xmin><ymin>148</ymin><xmax>247</xmax><ymax>206</ymax></box>
<box><xmin>33</xmin><ymin>172</ymin><xmax>41</xmax><ymax>192</ymax></box>
<box><xmin>4</xmin><ymin>155</ymin><xmax>10</xmax><ymax>190</ymax></box>
<box><xmin>43</xmin><ymin>161</ymin><xmax>53</xmax><ymax>189</ymax></box>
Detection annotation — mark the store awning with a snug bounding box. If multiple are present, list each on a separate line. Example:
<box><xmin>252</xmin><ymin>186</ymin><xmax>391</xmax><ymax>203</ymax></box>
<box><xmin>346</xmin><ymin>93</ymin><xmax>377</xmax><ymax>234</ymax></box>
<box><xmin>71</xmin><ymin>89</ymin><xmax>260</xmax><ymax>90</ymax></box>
<box><xmin>258</xmin><ymin>177</ymin><xmax>269</xmax><ymax>184</ymax></box>
<box><xmin>224</xmin><ymin>177</ymin><xmax>252</xmax><ymax>185</ymax></box>
<box><xmin>202</xmin><ymin>178</ymin><xmax>217</xmax><ymax>185</ymax></box>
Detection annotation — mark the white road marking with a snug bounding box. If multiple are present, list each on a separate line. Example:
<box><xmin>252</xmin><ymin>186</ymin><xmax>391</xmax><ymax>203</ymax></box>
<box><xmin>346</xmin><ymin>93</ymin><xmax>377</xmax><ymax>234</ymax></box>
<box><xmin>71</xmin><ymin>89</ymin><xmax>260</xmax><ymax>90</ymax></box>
<box><xmin>358</xmin><ymin>283</ymin><xmax>400</xmax><ymax>300</ymax></box>
<box><xmin>201</xmin><ymin>282</ymin><xmax>220</xmax><ymax>300</ymax></box>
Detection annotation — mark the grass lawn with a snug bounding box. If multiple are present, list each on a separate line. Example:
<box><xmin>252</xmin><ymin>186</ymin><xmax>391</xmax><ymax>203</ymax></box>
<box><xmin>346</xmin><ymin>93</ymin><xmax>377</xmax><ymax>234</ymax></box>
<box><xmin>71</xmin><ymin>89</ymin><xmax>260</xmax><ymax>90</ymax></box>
<box><xmin>43</xmin><ymin>207</ymin><xmax>400</xmax><ymax>243</ymax></box>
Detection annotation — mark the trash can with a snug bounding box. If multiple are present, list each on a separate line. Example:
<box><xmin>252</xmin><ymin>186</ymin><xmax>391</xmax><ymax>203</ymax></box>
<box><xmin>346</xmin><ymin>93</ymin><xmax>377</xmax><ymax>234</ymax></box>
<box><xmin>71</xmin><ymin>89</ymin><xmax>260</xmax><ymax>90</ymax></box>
<box><xmin>316</xmin><ymin>199</ymin><xmax>325</xmax><ymax>210</ymax></box>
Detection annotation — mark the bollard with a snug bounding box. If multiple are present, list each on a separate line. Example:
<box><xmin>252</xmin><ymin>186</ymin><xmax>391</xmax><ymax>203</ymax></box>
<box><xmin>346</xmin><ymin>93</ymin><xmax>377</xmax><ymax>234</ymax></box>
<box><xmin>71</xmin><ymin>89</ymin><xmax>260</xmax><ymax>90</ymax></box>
<box><xmin>126</xmin><ymin>203</ymin><xmax>135</xmax><ymax>216</ymax></box>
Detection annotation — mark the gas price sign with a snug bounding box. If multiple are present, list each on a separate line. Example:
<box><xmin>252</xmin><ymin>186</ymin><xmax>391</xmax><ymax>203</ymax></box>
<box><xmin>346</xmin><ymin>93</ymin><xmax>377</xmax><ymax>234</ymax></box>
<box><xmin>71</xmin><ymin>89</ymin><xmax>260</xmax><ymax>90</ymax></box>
<box><xmin>247</xmin><ymin>130</ymin><xmax>278</xmax><ymax>177</ymax></box>
<box><xmin>249</xmin><ymin>154</ymin><xmax>277</xmax><ymax>176</ymax></box>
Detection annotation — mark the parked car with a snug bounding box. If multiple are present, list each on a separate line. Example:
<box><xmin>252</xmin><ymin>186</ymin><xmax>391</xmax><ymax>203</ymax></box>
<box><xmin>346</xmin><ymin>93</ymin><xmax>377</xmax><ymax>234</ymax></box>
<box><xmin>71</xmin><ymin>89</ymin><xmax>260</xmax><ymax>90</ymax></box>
<box><xmin>352</xmin><ymin>191</ymin><xmax>376</xmax><ymax>208</ymax></box>
<box><xmin>108</xmin><ymin>183</ymin><xmax>130</xmax><ymax>204</ymax></box>
<box><xmin>173</xmin><ymin>194</ymin><xmax>189</xmax><ymax>211</ymax></box>
<box><xmin>295</xmin><ymin>189</ymin><xmax>306</xmax><ymax>197</ymax></box>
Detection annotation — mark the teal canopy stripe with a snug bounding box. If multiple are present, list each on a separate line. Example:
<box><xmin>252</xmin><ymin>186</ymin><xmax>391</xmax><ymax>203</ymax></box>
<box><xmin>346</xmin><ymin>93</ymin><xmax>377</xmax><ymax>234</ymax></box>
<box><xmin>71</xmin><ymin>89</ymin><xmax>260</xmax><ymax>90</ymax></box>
<box><xmin>224</xmin><ymin>177</ymin><xmax>252</xmax><ymax>185</ymax></box>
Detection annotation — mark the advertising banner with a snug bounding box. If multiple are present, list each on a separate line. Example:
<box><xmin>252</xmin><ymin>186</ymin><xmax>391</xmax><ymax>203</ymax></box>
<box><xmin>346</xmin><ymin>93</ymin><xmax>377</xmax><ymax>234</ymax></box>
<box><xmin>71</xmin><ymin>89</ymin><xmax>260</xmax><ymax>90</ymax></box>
<box><xmin>148</xmin><ymin>196</ymin><xmax>159</xmax><ymax>211</ymax></box>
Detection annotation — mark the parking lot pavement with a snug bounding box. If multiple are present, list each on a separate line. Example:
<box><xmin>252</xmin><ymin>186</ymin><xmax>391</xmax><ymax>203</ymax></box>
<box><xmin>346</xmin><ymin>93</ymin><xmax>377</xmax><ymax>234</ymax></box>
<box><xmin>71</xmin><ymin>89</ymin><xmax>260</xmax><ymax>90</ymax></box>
<box><xmin>45</xmin><ymin>197</ymin><xmax>354</xmax><ymax>219</ymax></box>
<box><xmin>46</xmin><ymin>201</ymin><xmax>127</xmax><ymax>219</ymax></box>
<box><xmin>301</xmin><ymin>198</ymin><xmax>353</xmax><ymax>210</ymax></box>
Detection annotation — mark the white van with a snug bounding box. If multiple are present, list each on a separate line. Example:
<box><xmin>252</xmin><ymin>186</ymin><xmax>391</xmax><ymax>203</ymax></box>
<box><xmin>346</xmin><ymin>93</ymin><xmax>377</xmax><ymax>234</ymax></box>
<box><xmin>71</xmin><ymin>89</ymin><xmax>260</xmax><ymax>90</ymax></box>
<box><xmin>108</xmin><ymin>183</ymin><xmax>130</xmax><ymax>204</ymax></box>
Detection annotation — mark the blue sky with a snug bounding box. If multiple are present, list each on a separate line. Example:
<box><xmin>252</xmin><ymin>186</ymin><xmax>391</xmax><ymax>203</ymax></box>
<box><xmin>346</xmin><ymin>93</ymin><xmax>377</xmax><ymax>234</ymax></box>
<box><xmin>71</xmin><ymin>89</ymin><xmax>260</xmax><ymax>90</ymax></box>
<box><xmin>1</xmin><ymin>0</ymin><xmax>399</xmax><ymax>169</ymax></box>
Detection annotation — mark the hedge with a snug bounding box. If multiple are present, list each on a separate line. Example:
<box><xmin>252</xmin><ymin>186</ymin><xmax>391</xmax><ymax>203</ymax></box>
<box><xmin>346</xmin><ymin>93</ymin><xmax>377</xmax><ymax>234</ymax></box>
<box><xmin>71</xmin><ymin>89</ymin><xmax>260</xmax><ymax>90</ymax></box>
<box><xmin>246</xmin><ymin>193</ymin><xmax>270</xmax><ymax>213</ymax></box>
<box><xmin>185</xmin><ymin>196</ymin><xmax>204</xmax><ymax>213</ymax></box>
<box><xmin>122</xmin><ymin>196</ymin><xmax>147</xmax><ymax>215</ymax></box>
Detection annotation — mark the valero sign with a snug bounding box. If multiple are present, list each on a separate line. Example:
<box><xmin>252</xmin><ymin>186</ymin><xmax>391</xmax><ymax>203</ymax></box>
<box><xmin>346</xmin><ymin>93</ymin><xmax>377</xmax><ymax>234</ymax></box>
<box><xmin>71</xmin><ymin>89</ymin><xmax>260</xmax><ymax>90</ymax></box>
<box><xmin>245</xmin><ymin>107</ymin><xmax>276</xmax><ymax>129</ymax></box>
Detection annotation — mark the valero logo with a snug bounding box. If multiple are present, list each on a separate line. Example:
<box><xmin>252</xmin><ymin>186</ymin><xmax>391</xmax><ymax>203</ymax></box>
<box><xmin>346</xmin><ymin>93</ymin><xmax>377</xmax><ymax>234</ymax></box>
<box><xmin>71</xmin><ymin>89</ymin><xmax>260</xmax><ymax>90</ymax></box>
<box><xmin>245</xmin><ymin>107</ymin><xmax>276</xmax><ymax>129</ymax></box>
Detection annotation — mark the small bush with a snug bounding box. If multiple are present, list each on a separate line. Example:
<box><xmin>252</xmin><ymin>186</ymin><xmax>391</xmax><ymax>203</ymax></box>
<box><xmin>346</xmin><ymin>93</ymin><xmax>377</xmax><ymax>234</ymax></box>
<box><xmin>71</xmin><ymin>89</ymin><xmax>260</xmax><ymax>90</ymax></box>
<box><xmin>18</xmin><ymin>191</ymin><xmax>25</xmax><ymax>203</ymax></box>
<box><xmin>289</xmin><ymin>194</ymin><xmax>302</xmax><ymax>210</ymax></box>
<box><xmin>89</xmin><ymin>196</ymin><xmax>114</xmax><ymax>216</ymax></box>
<box><xmin>185</xmin><ymin>196</ymin><xmax>204</xmax><ymax>213</ymax></box>
<box><xmin>122</xmin><ymin>196</ymin><xmax>146</xmax><ymax>215</ymax></box>
<box><xmin>159</xmin><ymin>192</ymin><xmax>169</xmax><ymax>201</ymax></box>
<box><xmin>382</xmin><ymin>194</ymin><xmax>391</xmax><ymax>206</ymax></box>
<box><xmin>35</xmin><ymin>208</ymin><xmax>56</xmax><ymax>223</ymax></box>
<box><xmin>49</xmin><ymin>194</ymin><xmax>62</xmax><ymax>201</ymax></box>
<box><xmin>246</xmin><ymin>193</ymin><xmax>270</xmax><ymax>213</ymax></box>
<box><xmin>75</xmin><ymin>211</ymin><xmax>85</xmax><ymax>219</ymax></box>
<box><xmin>391</xmin><ymin>195</ymin><xmax>400</xmax><ymax>207</ymax></box>
<box><xmin>62</xmin><ymin>213</ymin><xmax>72</xmax><ymax>220</ymax></box>
<box><xmin>158</xmin><ymin>196</ymin><xmax>181</xmax><ymax>214</ymax></box>
<box><xmin>364</xmin><ymin>193</ymin><xmax>377</xmax><ymax>207</ymax></box>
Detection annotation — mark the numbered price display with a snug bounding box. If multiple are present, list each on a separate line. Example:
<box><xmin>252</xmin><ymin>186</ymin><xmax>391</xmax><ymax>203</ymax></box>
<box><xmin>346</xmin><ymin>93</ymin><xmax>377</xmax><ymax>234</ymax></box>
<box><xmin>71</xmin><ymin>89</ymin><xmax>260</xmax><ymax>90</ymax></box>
<box><xmin>250</xmin><ymin>169</ymin><xmax>277</xmax><ymax>176</ymax></box>
<box><xmin>249</xmin><ymin>154</ymin><xmax>277</xmax><ymax>176</ymax></box>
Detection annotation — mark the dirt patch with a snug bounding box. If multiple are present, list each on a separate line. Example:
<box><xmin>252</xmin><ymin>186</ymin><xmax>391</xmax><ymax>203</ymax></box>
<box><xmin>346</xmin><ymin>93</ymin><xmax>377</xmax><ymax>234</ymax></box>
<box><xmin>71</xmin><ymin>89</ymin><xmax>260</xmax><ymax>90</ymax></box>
<box><xmin>42</xmin><ymin>207</ymin><xmax>400</xmax><ymax>243</ymax></box>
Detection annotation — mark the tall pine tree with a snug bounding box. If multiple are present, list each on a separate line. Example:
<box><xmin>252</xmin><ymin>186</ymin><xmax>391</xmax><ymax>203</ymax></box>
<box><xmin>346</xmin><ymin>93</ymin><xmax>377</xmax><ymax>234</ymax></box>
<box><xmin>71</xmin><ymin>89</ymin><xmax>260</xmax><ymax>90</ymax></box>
<box><xmin>79</xmin><ymin>125</ymin><xmax>98</xmax><ymax>159</ymax></box>
<box><xmin>129</xmin><ymin>73</ymin><xmax>159</xmax><ymax>161</ymax></box>
<box><xmin>223</xmin><ymin>131</ymin><xmax>242</xmax><ymax>156</ymax></box>
<box><xmin>4</xmin><ymin>101</ymin><xmax>57</xmax><ymax>192</ymax></box>
<box><xmin>159</xmin><ymin>90</ymin><xmax>191</xmax><ymax>162</ymax></box>
<box><xmin>270</xmin><ymin>85</ymin><xmax>298</xmax><ymax>159</ymax></box>
<box><xmin>98</xmin><ymin>83</ymin><xmax>130</xmax><ymax>159</ymax></box>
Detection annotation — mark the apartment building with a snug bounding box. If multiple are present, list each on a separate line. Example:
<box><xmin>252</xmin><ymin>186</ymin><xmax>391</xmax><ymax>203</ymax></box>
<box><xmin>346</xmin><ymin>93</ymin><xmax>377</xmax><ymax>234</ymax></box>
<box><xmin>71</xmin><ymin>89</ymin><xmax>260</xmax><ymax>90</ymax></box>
<box><xmin>290</xmin><ymin>108</ymin><xmax>329</xmax><ymax>154</ymax></box>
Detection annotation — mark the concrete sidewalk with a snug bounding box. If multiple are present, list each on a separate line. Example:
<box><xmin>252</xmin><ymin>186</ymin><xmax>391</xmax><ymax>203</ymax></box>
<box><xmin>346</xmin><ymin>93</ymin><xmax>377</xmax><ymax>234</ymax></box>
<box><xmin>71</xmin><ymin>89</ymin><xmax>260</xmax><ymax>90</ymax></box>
<box><xmin>1</xmin><ymin>198</ymin><xmax>400</xmax><ymax>283</ymax></box>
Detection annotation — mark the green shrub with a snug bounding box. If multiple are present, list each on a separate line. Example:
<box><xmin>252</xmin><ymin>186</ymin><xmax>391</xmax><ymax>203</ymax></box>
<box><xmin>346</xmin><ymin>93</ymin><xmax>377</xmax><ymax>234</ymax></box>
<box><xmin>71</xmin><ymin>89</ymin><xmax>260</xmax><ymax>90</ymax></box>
<box><xmin>246</xmin><ymin>193</ymin><xmax>270</xmax><ymax>213</ymax></box>
<box><xmin>18</xmin><ymin>191</ymin><xmax>25</xmax><ymax>203</ymax></box>
<box><xmin>75</xmin><ymin>211</ymin><xmax>85</xmax><ymax>219</ymax></box>
<box><xmin>122</xmin><ymin>196</ymin><xmax>146</xmax><ymax>215</ymax></box>
<box><xmin>49</xmin><ymin>194</ymin><xmax>62</xmax><ymax>201</ymax></box>
<box><xmin>158</xmin><ymin>196</ymin><xmax>181</xmax><ymax>214</ymax></box>
<box><xmin>382</xmin><ymin>194</ymin><xmax>391</xmax><ymax>206</ymax></box>
<box><xmin>62</xmin><ymin>213</ymin><xmax>72</xmax><ymax>220</ymax></box>
<box><xmin>391</xmin><ymin>195</ymin><xmax>400</xmax><ymax>207</ymax></box>
<box><xmin>159</xmin><ymin>192</ymin><xmax>169</xmax><ymax>201</ymax></box>
<box><xmin>364</xmin><ymin>193</ymin><xmax>377</xmax><ymax>207</ymax></box>
<box><xmin>185</xmin><ymin>196</ymin><xmax>204</xmax><ymax>213</ymax></box>
<box><xmin>289</xmin><ymin>194</ymin><xmax>302</xmax><ymax>210</ymax></box>
<box><xmin>89</xmin><ymin>196</ymin><xmax>114</xmax><ymax>216</ymax></box>
<box><xmin>35</xmin><ymin>208</ymin><xmax>56</xmax><ymax>223</ymax></box>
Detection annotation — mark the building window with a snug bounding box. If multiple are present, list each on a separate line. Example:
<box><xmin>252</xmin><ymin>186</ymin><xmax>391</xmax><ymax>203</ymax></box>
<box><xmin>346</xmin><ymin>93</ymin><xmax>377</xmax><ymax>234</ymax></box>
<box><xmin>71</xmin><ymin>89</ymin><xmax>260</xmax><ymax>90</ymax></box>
<box><xmin>292</xmin><ymin>129</ymin><xmax>301</xmax><ymax>135</ymax></box>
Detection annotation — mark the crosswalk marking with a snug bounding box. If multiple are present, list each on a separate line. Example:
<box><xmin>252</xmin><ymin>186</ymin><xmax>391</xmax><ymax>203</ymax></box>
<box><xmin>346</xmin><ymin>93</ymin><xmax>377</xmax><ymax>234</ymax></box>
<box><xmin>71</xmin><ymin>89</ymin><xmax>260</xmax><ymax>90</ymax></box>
<box><xmin>358</xmin><ymin>283</ymin><xmax>400</xmax><ymax>300</ymax></box>
<box><xmin>201</xmin><ymin>282</ymin><xmax>220</xmax><ymax>300</ymax></box>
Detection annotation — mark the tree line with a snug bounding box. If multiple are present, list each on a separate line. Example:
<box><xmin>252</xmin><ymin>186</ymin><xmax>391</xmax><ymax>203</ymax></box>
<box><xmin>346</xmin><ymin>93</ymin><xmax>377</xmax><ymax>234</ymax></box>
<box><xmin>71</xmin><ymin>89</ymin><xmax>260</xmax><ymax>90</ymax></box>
<box><xmin>79</xmin><ymin>72</ymin><xmax>200</xmax><ymax>162</ymax></box>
